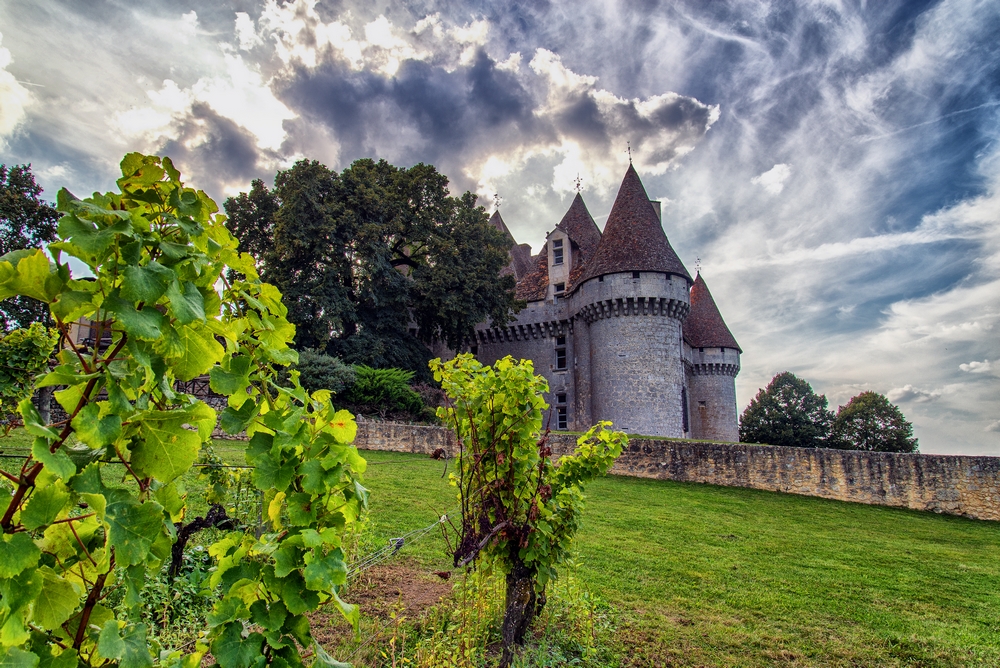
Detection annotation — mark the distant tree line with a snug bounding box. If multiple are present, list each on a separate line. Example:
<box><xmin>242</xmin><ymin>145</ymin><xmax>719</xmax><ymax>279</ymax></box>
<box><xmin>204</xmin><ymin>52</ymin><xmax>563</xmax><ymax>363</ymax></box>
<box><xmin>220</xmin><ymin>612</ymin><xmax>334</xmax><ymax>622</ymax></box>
<box><xmin>739</xmin><ymin>371</ymin><xmax>918</xmax><ymax>452</ymax></box>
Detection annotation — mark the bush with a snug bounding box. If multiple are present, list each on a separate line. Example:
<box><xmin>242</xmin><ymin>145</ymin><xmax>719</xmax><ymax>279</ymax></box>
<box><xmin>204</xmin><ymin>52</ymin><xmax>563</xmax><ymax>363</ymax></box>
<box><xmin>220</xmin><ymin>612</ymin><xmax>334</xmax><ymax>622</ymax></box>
<box><xmin>344</xmin><ymin>365</ymin><xmax>424</xmax><ymax>419</ymax></box>
<box><xmin>0</xmin><ymin>322</ymin><xmax>58</xmax><ymax>433</ymax></box>
<box><xmin>291</xmin><ymin>349</ymin><xmax>356</xmax><ymax>394</ymax></box>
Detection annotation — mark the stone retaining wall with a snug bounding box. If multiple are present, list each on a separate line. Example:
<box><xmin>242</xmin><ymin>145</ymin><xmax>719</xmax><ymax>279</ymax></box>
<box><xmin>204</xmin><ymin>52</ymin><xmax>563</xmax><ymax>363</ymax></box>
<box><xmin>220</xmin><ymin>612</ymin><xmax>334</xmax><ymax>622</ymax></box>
<box><xmin>355</xmin><ymin>422</ymin><xmax>1000</xmax><ymax>521</ymax></box>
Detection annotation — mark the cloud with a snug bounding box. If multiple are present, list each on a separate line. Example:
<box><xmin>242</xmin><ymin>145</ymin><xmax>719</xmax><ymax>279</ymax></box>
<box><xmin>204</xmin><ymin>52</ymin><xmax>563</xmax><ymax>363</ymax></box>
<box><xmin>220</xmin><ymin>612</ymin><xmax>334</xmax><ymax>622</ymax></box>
<box><xmin>0</xmin><ymin>31</ymin><xmax>32</xmax><ymax>145</ymax></box>
<box><xmin>960</xmin><ymin>359</ymin><xmax>993</xmax><ymax>373</ymax></box>
<box><xmin>987</xmin><ymin>420</ymin><xmax>1000</xmax><ymax>433</ymax></box>
<box><xmin>750</xmin><ymin>164</ymin><xmax>792</xmax><ymax>195</ymax></box>
<box><xmin>886</xmin><ymin>385</ymin><xmax>942</xmax><ymax>404</ymax></box>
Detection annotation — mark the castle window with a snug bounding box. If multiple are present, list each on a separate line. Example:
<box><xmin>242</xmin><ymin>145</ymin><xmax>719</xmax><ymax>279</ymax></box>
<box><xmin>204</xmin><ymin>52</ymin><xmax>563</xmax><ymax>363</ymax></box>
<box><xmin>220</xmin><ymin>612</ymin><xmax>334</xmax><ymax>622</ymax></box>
<box><xmin>552</xmin><ymin>239</ymin><xmax>564</xmax><ymax>265</ymax></box>
<box><xmin>698</xmin><ymin>401</ymin><xmax>706</xmax><ymax>408</ymax></box>
<box><xmin>555</xmin><ymin>348</ymin><xmax>567</xmax><ymax>370</ymax></box>
<box><xmin>556</xmin><ymin>406</ymin><xmax>568</xmax><ymax>430</ymax></box>
<box><xmin>632</xmin><ymin>271</ymin><xmax>640</xmax><ymax>279</ymax></box>
<box><xmin>470</xmin><ymin>345</ymin><xmax>478</xmax><ymax>356</ymax></box>
<box><xmin>554</xmin><ymin>282</ymin><xmax>565</xmax><ymax>298</ymax></box>
<box><xmin>681</xmin><ymin>387</ymin><xmax>689</xmax><ymax>433</ymax></box>
<box><xmin>699</xmin><ymin>347</ymin><xmax>704</xmax><ymax>353</ymax></box>
<box><xmin>598</xmin><ymin>276</ymin><xmax>604</xmax><ymax>282</ymax></box>
<box><xmin>556</xmin><ymin>336</ymin><xmax>566</xmax><ymax>346</ymax></box>
<box><xmin>556</xmin><ymin>393</ymin><xmax>566</xmax><ymax>405</ymax></box>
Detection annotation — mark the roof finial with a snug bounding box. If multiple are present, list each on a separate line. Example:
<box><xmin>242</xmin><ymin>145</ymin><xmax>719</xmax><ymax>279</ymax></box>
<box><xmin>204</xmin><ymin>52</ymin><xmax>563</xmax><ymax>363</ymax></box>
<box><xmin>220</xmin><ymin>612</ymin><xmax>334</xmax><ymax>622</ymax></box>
<box><xmin>695</xmin><ymin>257</ymin><xmax>702</xmax><ymax>275</ymax></box>
<box><xmin>573</xmin><ymin>173</ymin><xmax>582</xmax><ymax>192</ymax></box>
<box><xmin>493</xmin><ymin>193</ymin><xmax>503</xmax><ymax>210</ymax></box>
<box><xmin>626</xmin><ymin>141</ymin><xmax>633</xmax><ymax>164</ymax></box>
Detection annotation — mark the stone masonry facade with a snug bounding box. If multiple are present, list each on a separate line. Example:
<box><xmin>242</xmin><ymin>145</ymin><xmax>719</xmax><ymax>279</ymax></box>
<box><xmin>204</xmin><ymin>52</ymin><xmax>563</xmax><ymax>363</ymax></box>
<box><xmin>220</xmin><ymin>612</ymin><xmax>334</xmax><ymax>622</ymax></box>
<box><xmin>475</xmin><ymin>165</ymin><xmax>742</xmax><ymax>440</ymax></box>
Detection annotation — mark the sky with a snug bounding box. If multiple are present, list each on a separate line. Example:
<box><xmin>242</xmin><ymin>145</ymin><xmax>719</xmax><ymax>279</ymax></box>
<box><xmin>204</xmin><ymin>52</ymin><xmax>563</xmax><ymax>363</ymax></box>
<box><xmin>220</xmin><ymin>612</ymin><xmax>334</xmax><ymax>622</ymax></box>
<box><xmin>1</xmin><ymin>0</ymin><xmax>998</xmax><ymax>455</ymax></box>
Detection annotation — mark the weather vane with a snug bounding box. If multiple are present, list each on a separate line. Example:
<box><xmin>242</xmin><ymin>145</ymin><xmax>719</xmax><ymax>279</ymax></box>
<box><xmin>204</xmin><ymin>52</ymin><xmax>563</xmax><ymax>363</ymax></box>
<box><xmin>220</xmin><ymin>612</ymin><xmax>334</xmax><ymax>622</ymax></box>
<box><xmin>493</xmin><ymin>193</ymin><xmax>503</xmax><ymax>210</ymax></box>
<box><xmin>573</xmin><ymin>173</ymin><xmax>582</xmax><ymax>192</ymax></box>
<box><xmin>696</xmin><ymin>257</ymin><xmax>701</xmax><ymax>274</ymax></box>
<box><xmin>626</xmin><ymin>141</ymin><xmax>633</xmax><ymax>164</ymax></box>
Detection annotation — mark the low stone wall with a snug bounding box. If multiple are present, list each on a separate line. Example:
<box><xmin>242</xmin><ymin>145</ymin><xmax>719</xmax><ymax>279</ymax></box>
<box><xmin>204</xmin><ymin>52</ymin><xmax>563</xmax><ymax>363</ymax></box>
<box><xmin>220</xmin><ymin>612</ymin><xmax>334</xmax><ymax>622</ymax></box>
<box><xmin>355</xmin><ymin>422</ymin><xmax>1000</xmax><ymax>521</ymax></box>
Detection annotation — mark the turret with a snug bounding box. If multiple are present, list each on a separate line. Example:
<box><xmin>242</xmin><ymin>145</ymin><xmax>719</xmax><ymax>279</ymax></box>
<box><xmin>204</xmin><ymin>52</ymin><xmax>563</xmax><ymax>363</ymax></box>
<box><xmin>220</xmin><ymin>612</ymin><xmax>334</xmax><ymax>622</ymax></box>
<box><xmin>683</xmin><ymin>273</ymin><xmax>741</xmax><ymax>442</ymax></box>
<box><xmin>569</xmin><ymin>165</ymin><xmax>692</xmax><ymax>436</ymax></box>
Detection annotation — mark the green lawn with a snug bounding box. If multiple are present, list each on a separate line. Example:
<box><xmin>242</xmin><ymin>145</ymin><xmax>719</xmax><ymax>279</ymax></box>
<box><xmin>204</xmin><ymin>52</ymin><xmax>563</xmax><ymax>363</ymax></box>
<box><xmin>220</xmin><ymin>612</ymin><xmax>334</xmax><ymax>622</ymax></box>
<box><xmin>353</xmin><ymin>449</ymin><xmax>1000</xmax><ymax>667</ymax></box>
<box><xmin>3</xmin><ymin>432</ymin><xmax>998</xmax><ymax>666</ymax></box>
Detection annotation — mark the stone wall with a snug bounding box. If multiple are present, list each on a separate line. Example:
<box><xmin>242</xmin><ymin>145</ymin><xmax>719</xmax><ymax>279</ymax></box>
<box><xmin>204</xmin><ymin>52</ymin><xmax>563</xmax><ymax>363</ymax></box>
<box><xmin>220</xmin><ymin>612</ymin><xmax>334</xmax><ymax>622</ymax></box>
<box><xmin>355</xmin><ymin>422</ymin><xmax>1000</xmax><ymax>521</ymax></box>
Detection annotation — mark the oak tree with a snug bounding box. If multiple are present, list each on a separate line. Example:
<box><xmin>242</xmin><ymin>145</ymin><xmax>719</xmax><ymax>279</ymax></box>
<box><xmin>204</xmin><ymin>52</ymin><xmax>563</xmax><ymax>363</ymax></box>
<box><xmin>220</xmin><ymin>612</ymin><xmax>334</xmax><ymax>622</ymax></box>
<box><xmin>829</xmin><ymin>391</ymin><xmax>918</xmax><ymax>452</ymax></box>
<box><xmin>739</xmin><ymin>371</ymin><xmax>834</xmax><ymax>447</ymax></box>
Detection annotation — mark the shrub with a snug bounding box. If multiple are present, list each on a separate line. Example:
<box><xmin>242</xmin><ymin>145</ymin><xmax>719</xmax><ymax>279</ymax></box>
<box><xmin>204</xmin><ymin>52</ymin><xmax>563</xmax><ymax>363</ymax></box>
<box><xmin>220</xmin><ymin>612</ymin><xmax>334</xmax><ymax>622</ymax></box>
<box><xmin>0</xmin><ymin>322</ymin><xmax>58</xmax><ymax>433</ymax></box>
<box><xmin>345</xmin><ymin>365</ymin><xmax>424</xmax><ymax>419</ymax></box>
<box><xmin>291</xmin><ymin>348</ymin><xmax>356</xmax><ymax>394</ymax></box>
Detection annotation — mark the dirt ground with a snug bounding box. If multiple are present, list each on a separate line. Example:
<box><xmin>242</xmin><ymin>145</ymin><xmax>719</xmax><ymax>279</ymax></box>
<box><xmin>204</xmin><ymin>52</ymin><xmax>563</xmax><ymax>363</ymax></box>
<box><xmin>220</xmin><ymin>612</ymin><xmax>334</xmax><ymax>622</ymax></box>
<box><xmin>309</xmin><ymin>560</ymin><xmax>455</xmax><ymax>661</ymax></box>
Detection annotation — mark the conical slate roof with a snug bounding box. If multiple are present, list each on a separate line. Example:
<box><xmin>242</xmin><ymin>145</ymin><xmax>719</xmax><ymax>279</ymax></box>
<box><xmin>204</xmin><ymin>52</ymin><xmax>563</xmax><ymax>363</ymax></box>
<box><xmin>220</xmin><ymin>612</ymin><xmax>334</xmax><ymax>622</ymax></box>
<box><xmin>488</xmin><ymin>210</ymin><xmax>514</xmax><ymax>243</ymax></box>
<box><xmin>489</xmin><ymin>210</ymin><xmax>533</xmax><ymax>279</ymax></box>
<box><xmin>555</xmin><ymin>193</ymin><xmax>602</xmax><ymax>259</ymax></box>
<box><xmin>574</xmin><ymin>164</ymin><xmax>691</xmax><ymax>286</ymax></box>
<box><xmin>684</xmin><ymin>273</ymin><xmax>741</xmax><ymax>352</ymax></box>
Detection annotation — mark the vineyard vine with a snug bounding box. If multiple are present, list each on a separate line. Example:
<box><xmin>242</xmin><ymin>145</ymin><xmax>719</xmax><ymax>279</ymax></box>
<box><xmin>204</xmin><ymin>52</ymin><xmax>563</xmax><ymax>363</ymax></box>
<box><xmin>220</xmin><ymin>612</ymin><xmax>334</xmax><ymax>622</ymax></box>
<box><xmin>0</xmin><ymin>154</ymin><xmax>366</xmax><ymax>668</ymax></box>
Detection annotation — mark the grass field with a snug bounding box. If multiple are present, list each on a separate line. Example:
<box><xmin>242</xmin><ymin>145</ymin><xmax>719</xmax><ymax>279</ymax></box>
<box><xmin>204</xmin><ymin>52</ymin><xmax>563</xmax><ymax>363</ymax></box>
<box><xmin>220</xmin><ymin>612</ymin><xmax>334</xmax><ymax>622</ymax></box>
<box><xmin>3</xmin><ymin>432</ymin><xmax>999</xmax><ymax>666</ymax></box>
<box><xmin>352</xmin><ymin>448</ymin><xmax>1000</xmax><ymax>667</ymax></box>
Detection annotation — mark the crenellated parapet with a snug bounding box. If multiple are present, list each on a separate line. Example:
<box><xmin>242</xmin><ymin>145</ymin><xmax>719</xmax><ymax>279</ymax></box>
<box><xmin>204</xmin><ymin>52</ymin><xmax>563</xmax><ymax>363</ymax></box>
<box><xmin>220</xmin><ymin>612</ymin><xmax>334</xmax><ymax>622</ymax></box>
<box><xmin>575</xmin><ymin>296</ymin><xmax>689</xmax><ymax>323</ymax></box>
<box><xmin>477</xmin><ymin>319</ymin><xmax>570</xmax><ymax>344</ymax></box>
<box><xmin>687</xmin><ymin>361</ymin><xmax>740</xmax><ymax>377</ymax></box>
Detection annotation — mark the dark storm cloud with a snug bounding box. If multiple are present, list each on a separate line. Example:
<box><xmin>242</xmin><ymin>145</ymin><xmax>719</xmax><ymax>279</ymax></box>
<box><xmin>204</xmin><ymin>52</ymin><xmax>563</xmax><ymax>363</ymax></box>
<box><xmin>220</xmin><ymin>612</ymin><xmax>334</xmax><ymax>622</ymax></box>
<box><xmin>158</xmin><ymin>104</ymin><xmax>265</xmax><ymax>196</ymax></box>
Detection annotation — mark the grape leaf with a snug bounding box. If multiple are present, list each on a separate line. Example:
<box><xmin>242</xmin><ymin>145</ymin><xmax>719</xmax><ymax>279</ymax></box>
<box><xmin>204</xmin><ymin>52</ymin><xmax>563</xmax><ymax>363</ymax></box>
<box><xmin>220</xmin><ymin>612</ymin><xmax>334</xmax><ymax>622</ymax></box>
<box><xmin>71</xmin><ymin>403</ymin><xmax>122</xmax><ymax>449</ymax></box>
<box><xmin>31</xmin><ymin>438</ymin><xmax>76</xmax><ymax>480</ymax></box>
<box><xmin>20</xmin><ymin>482</ymin><xmax>71</xmax><ymax>531</ymax></box>
<box><xmin>104</xmin><ymin>292</ymin><xmax>167</xmax><ymax>341</ymax></box>
<box><xmin>166</xmin><ymin>280</ymin><xmax>205</xmax><ymax>324</ymax></box>
<box><xmin>121</xmin><ymin>263</ymin><xmax>173</xmax><ymax>303</ymax></box>
<box><xmin>97</xmin><ymin>620</ymin><xmax>125</xmax><ymax>660</ymax></box>
<box><xmin>120</xmin><ymin>625</ymin><xmax>153</xmax><ymax>668</ymax></box>
<box><xmin>0</xmin><ymin>647</ymin><xmax>40</xmax><ymax>668</ymax></box>
<box><xmin>211</xmin><ymin>622</ymin><xmax>264</xmax><ymax>668</ymax></box>
<box><xmin>0</xmin><ymin>533</ymin><xmax>41</xmax><ymax>578</ymax></box>
<box><xmin>105</xmin><ymin>496</ymin><xmax>164</xmax><ymax>567</ymax></box>
<box><xmin>132</xmin><ymin>413</ymin><xmax>201</xmax><ymax>483</ymax></box>
<box><xmin>33</xmin><ymin>567</ymin><xmax>82</xmax><ymax>630</ymax></box>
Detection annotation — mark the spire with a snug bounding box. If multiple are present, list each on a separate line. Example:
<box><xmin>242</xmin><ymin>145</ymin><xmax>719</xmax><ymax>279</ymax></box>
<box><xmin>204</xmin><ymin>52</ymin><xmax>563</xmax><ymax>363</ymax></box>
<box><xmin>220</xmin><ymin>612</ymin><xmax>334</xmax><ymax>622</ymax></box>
<box><xmin>488</xmin><ymin>210</ymin><xmax>514</xmax><ymax>243</ymax></box>
<box><xmin>575</xmin><ymin>164</ymin><xmax>691</xmax><ymax>285</ymax></box>
<box><xmin>555</xmin><ymin>193</ymin><xmax>602</xmax><ymax>259</ymax></box>
<box><xmin>684</xmin><ymin>273</ymin><xmax>741</xmax><ymax>352</ymax></box>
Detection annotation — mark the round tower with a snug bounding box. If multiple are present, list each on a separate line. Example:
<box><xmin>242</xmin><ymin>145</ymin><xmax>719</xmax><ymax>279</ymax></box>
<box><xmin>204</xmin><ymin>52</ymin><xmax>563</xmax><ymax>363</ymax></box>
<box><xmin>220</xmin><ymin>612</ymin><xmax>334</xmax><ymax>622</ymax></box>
<box><xmin>683</xmin><ymin>272</ymin><xmax>741</xmax><ymax>442</ymax></box>
<box><xmin>569</xmin><ymin>165</ymin><xmax>692</xmax><ymax>437</ymax></box>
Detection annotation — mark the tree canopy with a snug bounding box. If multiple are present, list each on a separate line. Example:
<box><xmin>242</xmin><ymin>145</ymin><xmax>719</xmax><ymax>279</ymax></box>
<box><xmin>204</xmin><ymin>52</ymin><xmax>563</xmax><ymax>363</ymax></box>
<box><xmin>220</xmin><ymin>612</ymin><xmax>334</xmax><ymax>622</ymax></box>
<box><xmin>225</xmin><ymin>158</ymin><xmax>520</xmax><ymax>378</ymax></box>
<box><xmin>0</xmin><ymin>164</ymin><xmax>60</xmax><ymax>329</ymax></box>
<box><xmin>739</xmin><ymin>371</ymin><xmax>834</xmax><ymax>447</ymax></box>
<box><xmin>830</xmin><ymin>391</ymin><xmax>918</xmax><ymax>452</ymax></box>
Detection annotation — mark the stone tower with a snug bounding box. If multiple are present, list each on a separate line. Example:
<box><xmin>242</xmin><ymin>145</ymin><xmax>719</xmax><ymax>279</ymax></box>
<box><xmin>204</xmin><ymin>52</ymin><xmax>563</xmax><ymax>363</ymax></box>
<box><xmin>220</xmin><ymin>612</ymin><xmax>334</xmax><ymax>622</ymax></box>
<box><xmin>569</xmin><ymin>164</ymin><xmax>692</xmax><ymax>435</ymax></box>
<box><xmin>474</xmin><ymin>164</ymin><xmax>741</xmax><ymax>440</ymax></box>
<box><xmin>682</xmin><ymin>273</ymin><xmax>742</xmax><ymax>442</ymax></box>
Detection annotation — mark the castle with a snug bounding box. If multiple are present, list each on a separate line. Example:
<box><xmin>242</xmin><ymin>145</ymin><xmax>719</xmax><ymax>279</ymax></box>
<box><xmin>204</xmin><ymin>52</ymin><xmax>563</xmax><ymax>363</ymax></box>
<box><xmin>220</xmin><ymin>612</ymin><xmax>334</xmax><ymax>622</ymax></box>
<box><xmin>473</xmin><ymin>165</ymin><xmax>742</xmax><ymax>441</ymax></box>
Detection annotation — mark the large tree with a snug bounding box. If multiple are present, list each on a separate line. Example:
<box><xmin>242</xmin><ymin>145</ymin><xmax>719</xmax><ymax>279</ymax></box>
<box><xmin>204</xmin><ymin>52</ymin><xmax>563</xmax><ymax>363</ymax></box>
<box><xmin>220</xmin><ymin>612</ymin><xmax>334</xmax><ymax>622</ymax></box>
<box><xmin>225</xmin><ymin>158</ymin><xmax>519</xmax><ymax>376</ymax></box>
<box><xmin>0</xmin><ymin>164</ymin><xmax>60</xmax><ymax>329</ymax></box>
<box><xmin>829</xmin><ymin>391</ymin><xmax>918</xmax><ymax>452</ymax></box>
<box><xmin>739</xmin><ymin>371</ymin><xmax>834</xmax><ymax>447</ymax></box>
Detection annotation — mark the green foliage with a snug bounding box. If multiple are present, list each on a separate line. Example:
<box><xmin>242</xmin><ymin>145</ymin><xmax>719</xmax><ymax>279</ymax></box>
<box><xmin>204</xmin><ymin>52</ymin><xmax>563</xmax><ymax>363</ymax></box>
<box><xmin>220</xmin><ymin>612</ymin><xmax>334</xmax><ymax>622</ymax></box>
<box><xmin>291</xmin><ymin>350</ymin><xmax>356</xmax><ymax>395</ymax></box>
<box><xmin>225</xmin><ymin>158</ymin><xmax>520</xmax><ymax>378</ymax></box>
<box><xmin>0</xmin><ymin>153</ymin><xmax>367</xmax><ymax>668</ymax></box>
<box><xmin>222</xmin><ymin>178</ymin><xmax>278</xmax><ymax>281</ymax></box>
<box><xmin>431</xmin><ymin>354</ymin><xmax>626</xmax><ymax>665</ymax></box>
<box><xmin>0</xmin><ymin>323</ymin><xmax>59</xmax><ymax>433</ymax></box>
<box><xmin>739</xmin><ymin>371</ymin><xmax>834</xmax><ymax>447</ymax></box>
<box><xmin>0</xmin><ymin>165</ymin><xmax>60</xmax><ymax>330</ymax></box>
<box><xmin>829</xmin><ymin>391</ymin><xmax>918</xmax><ymax>452</ymax></box>
<box><xmin>344</xmin><ymin>366</ymin><xmax>423</xmax><ymax>419</ymax></box>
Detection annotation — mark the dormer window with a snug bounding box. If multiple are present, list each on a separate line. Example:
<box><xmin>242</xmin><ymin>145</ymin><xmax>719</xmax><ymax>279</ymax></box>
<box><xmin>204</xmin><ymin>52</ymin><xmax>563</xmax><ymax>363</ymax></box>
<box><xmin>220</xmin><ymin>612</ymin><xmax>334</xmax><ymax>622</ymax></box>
<box><xmin>554</xmin><ymin>282</ymin><xmax>565</xmax><ymax>299</ymax></box>
<box><xmin>552</xmin><ymin>239</ymin><xmax>564</xmax><ymax>265</ymax></box>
